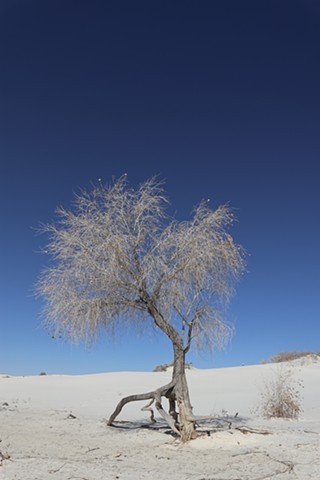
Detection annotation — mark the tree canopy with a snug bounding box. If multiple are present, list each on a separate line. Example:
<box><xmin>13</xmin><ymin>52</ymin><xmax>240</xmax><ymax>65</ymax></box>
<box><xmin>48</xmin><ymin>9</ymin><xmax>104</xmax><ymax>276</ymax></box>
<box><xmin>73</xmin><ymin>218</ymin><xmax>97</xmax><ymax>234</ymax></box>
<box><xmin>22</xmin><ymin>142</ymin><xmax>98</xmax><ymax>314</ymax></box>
<box><xmin>38</xmin><ymin>176</ymin><xmax>244</xmax><ymax>351</ymax></box>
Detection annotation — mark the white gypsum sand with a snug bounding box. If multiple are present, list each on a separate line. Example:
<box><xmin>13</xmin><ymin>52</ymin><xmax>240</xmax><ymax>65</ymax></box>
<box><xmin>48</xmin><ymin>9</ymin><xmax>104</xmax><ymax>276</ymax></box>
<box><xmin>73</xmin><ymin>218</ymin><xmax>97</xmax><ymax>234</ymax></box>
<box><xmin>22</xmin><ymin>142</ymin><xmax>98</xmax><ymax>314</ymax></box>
<box><xmin>0</xmin><ymin>359</ymin><xmax>319</xmax><ymax>480</ymax></box>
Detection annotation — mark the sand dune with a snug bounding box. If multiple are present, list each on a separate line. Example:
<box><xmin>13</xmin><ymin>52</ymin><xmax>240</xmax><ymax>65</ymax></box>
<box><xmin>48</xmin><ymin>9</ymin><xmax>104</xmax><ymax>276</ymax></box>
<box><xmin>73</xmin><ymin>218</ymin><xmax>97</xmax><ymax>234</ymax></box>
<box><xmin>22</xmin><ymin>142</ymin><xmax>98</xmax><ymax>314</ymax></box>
<box><xmin>1</xmin><ymin>360</ymin><xmax>319</xmax><ymax>479</ymax></box>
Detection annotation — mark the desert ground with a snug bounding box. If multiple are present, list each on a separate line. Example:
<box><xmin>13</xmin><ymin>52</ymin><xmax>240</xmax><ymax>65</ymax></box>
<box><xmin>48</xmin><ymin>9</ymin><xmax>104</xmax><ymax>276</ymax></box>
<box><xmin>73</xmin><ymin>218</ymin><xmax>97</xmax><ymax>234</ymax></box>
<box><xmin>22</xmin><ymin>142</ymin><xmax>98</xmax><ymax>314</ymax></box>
<box><xmin>1</xmin><ymin>358</ymin><xmax>319</xmax><ymax>479</ymax></box>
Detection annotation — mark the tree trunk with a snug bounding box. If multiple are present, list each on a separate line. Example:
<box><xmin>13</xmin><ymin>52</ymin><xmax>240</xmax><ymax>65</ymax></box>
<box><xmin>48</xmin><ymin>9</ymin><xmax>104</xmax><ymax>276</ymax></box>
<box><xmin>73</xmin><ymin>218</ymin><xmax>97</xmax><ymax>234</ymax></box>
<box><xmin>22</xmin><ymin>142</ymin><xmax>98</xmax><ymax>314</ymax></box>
<box><xmin>107</xmin><ymin>342</ymin><xmax>197</xmax><ymax>442</ymax></box>
<box><xmin>170</xmin><ymin>345</ymin><xmax>197</xmax><ymax>442</ymax></box>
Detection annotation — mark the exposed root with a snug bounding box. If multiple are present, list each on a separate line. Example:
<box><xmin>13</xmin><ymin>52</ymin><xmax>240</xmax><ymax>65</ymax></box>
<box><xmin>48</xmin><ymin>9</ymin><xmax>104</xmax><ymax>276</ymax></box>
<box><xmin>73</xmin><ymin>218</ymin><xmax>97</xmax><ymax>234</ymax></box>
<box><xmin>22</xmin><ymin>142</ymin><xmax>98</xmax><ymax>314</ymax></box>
<box><xmin>154</xmin><ymin>390</ymin><xmax>180</xmax><ymax>436</ymax></box>
<box><xmin>108</xmin><ymin>389</ymin><xmax>273</xmax><ymax>443</ymax></box>
<box><xmin>109</xmin><ymin>379</ymin><xmax>272</xmax><ymax>443</ymax></box>
<box><xmin>141</xmin><ymin>398</ymin><xmax>156</xmax><ymax>423</ymax></box>
<box><xmin>107</xmin><ymin>380</ymin><xmax>184</xmax><ymax>437</ymax></box>
<box><xmin>187</xmin><ymin>414</ymin><xmax>233</xmax><ymax>428</ymax></box>
<box><xmin>107</xmin><ymin>381</ymin><xmax>175</xmax><ymax>428</ymax></box>
<box><xmin>140</xmin><ymin>395</ymin><xmax>180</xmax><ymax>434</ymax></box>
<box><xmin>168</xmin><ymin>398</ymin><xmax>178</xmax><ymax>423</ymax></box>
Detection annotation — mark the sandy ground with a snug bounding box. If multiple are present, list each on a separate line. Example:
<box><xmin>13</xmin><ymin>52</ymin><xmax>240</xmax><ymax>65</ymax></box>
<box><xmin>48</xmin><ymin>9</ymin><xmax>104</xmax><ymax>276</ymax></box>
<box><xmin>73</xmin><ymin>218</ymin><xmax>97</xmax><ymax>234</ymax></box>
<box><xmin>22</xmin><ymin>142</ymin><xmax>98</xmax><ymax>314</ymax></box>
<box><xmin>1</xmin><ymin>360</ymin><xmax>319</xmax><ymax>479</ymax></box>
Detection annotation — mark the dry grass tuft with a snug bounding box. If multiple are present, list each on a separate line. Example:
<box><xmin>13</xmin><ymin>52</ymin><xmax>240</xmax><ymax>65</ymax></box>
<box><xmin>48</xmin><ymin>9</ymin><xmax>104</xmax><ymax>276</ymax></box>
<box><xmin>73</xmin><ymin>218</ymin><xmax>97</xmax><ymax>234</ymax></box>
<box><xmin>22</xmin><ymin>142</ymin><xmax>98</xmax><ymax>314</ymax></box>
<box><xmin>256</xmin><ymin>367</ymin><xmax>303</xmax><ymax>419</ymax></box>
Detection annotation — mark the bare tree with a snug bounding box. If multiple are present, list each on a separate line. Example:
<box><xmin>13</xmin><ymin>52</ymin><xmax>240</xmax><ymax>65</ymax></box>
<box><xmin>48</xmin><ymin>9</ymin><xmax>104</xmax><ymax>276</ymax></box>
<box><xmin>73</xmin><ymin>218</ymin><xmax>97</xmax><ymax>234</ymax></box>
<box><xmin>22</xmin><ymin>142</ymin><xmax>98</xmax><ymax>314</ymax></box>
<box><xmin>37</xmin><ymin>176</ymin><xmax>245</xmax><ymax>442</ymax></box>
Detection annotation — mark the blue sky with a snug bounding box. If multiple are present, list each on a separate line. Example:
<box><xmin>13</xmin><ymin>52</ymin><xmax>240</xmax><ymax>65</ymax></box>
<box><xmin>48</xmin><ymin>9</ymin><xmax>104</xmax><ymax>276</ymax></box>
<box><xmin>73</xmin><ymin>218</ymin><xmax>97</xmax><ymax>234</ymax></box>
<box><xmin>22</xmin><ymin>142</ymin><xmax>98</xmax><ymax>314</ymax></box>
<box><xmin>1</xmin><ymin>0</ymin><xmax>319</xmax><ymax>375</ymax></box>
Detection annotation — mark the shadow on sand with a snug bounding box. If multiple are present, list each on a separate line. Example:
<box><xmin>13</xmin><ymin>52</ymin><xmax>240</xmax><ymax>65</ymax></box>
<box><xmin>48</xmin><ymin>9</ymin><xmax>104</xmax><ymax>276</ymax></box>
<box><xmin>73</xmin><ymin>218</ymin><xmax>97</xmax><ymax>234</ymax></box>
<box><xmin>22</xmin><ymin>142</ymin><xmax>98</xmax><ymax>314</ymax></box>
<box><xmin>108</xmin><ymin>413</ymin><xmax>251</xmax><ymax>437</ymax></box>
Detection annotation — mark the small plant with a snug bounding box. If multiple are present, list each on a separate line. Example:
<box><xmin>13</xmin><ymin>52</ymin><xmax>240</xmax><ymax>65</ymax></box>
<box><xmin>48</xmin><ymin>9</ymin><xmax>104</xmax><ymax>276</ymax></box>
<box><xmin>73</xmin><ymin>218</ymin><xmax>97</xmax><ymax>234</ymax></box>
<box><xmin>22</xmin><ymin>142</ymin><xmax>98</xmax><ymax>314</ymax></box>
<box><xmin>153</xmin><ymin>363</ymin><xmax>170</xmax><ymax>372</ymax></box>
<box><xmin>256</xmin><ymin>367</ymin><xmax>302</xmax><ymax>419</ymax></box>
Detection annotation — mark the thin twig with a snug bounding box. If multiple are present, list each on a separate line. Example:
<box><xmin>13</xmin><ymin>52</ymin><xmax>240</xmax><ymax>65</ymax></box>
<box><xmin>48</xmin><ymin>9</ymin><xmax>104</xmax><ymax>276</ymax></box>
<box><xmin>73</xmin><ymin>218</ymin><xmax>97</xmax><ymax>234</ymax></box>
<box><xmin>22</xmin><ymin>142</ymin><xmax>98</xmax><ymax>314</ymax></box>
<box><xmin>85</xmin><ymin>447</ymin><xmax>100</xmax><ymax>454</ymax></box>
<box><xmin>49</xmin><ymin>462</ymin><xmax>67</xmax><ymax>474</ymax></box>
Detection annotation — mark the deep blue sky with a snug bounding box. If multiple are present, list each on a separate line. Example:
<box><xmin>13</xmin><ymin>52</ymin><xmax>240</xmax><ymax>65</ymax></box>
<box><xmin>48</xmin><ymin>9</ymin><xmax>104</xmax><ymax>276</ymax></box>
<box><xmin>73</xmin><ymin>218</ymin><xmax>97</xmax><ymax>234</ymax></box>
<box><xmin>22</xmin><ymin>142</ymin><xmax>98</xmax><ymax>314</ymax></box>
<box><xmin>1</xmin><ymin>0</ymin><xmax>319</xmax><ymax>375</ymax></box>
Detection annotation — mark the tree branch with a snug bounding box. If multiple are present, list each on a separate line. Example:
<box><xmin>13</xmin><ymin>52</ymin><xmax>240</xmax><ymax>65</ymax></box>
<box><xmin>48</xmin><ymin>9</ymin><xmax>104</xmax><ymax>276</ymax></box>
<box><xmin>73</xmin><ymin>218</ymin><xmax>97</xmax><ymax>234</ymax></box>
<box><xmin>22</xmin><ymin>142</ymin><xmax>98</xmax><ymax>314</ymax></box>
<box><xmin>184</xmin><ymin>320</ymin><xmax>194</xmax><ymax>354</ymax></box>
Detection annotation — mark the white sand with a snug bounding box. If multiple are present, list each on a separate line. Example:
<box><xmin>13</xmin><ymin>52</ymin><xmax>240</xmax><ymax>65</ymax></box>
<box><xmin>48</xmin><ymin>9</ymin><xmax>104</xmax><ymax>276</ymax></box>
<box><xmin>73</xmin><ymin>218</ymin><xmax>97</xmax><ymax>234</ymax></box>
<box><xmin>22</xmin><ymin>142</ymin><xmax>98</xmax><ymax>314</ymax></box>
<box><xmin>1</xmin><ymin>360</ymin><xmax>319</xmax><ymax>479</ymax></box>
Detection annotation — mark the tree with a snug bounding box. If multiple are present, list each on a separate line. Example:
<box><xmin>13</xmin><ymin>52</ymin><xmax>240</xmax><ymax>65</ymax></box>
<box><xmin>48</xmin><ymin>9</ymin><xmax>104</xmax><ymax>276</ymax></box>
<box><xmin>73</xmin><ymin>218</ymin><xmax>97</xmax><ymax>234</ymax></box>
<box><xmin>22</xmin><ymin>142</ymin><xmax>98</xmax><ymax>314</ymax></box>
<box><xmin>37</xmin><ymin>176</ymin><xmax>245</xmax><ymax>442</ymax></box>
